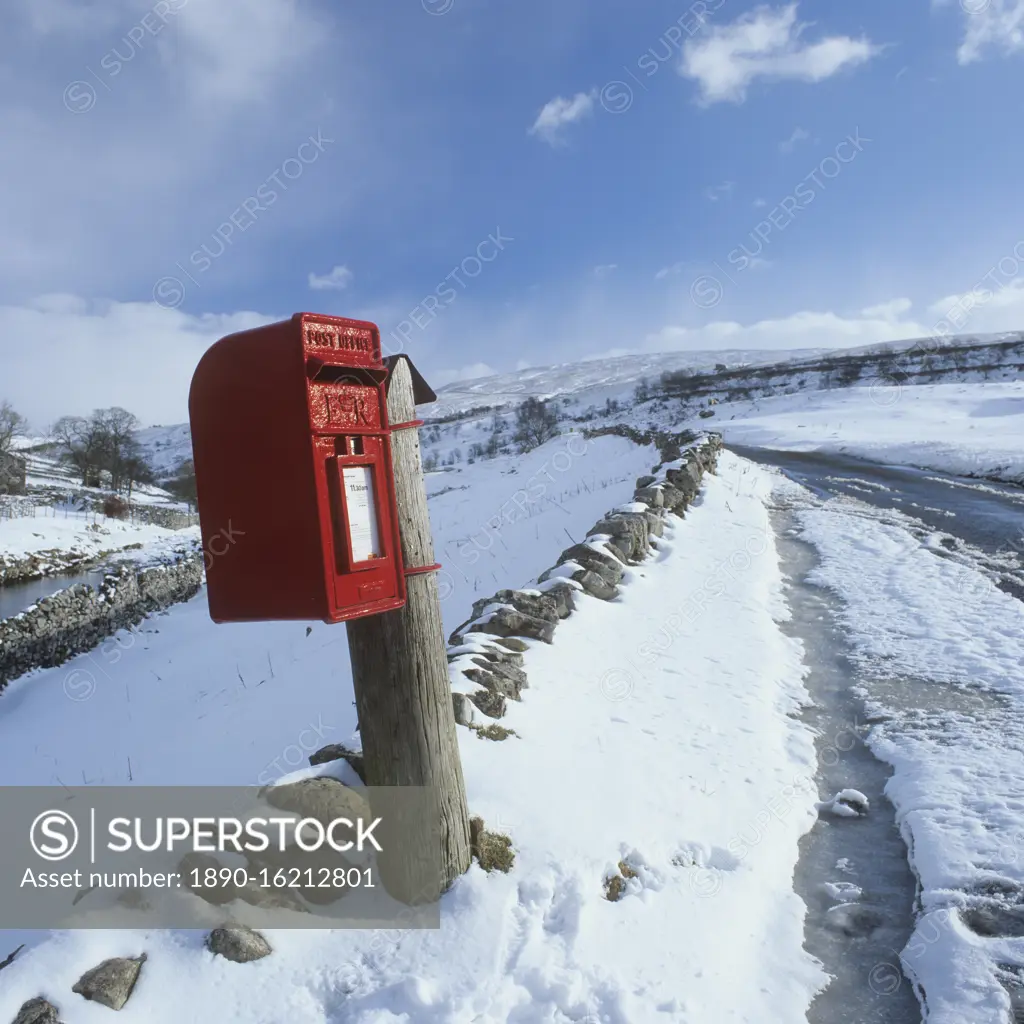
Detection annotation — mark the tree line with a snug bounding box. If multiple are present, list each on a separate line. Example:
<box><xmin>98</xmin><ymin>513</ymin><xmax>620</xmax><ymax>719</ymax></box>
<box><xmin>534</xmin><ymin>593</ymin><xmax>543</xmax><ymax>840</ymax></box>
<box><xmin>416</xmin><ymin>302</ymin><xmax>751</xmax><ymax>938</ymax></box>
<box><xmin>0</xmin><ymin>400</ymin><xmax>156</xmax><ymax>500</ymax></box>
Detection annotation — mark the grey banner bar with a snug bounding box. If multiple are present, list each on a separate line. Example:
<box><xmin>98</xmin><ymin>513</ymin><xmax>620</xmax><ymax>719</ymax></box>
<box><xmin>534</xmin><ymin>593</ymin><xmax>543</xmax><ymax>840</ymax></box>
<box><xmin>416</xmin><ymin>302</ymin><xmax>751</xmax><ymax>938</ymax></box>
<box><xmin>2</xmin><ymin>785</ymin><xmax>441</xmax><ymax>929</ymax></box>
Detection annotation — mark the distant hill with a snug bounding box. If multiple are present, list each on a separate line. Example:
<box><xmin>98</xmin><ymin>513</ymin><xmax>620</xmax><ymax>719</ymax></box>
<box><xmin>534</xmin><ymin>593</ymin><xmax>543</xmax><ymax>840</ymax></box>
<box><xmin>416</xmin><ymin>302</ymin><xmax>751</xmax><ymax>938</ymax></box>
<box><xmin>132</xmin><ymin>331</ymin><xmax>1024</xmax><ymax>465</ymax></box>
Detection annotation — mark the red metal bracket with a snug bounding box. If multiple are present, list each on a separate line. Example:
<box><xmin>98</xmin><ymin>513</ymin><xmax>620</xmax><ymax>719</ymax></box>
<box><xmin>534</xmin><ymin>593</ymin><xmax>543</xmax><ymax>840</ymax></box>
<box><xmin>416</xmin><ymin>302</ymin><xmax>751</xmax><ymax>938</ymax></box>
<box><xmin>404</xmin><ymin>562</ymin><xmax>441</xmax><ymax>577</ymax></box>
<box><xmin>389</xmin><ymin>419</ymin><xmax>424</xmax><ymax>432</ymax></box>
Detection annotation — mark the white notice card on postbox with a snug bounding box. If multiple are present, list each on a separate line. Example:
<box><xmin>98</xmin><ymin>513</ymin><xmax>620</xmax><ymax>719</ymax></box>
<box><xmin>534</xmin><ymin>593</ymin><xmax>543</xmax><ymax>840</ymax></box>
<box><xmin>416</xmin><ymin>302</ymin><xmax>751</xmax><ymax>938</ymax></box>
<box><xmin>342</xmin><ymin>466</ymin><xmax>381</xmax><ymax>562</ymax></box>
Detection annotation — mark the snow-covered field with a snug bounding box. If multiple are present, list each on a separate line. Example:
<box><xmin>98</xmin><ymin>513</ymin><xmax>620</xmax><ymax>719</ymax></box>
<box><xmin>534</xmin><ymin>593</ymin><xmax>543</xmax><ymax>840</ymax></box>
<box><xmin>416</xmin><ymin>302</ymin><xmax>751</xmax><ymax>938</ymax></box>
<box><xmin>0</xmin><ymin>444</ymin><xmax>832</xmax><ymax>1023</ymax></box>
<box><xmin>712</xmin><ymin>381</ymin><xmax>1024</xmax><ymax>485</ymax></box>
<box><xmin>0</xmin><ymin>511</ymin><xmax>197</xmax><ymax>571</ymax></box>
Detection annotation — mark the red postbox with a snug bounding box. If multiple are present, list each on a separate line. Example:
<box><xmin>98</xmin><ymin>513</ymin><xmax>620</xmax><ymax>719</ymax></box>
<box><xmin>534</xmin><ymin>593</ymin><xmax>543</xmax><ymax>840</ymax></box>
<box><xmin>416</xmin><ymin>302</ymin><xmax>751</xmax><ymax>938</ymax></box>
<box><xmin>188</xmin><ymin>313</ymin><xmax>407</xmax><ymax>623</ymax></box>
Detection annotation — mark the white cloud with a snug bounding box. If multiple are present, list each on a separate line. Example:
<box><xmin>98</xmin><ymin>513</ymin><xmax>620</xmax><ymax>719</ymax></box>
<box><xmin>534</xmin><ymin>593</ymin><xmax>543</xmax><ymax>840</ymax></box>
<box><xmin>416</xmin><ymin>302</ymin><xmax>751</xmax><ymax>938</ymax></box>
<box><xmin>528</xmin><ymin>90</ymin><xmax>596</xmax><ymax>145</ymax></box>
<box><xmin>0</xmin><ymin>297</ymin><xmax>275</xmax><ymax>429</ymax></box>
<box><xmin>954</xmin><ymin>0</ymin><xmax>1024</xmax><ymax>63</ymax></box>
<box><xmin>928</xmin><ymin>277</ymin><xmax>1024</xmax><ymax>328</ymax></box>
<box><xmin>163</xmin><ymin>0</ymin><xmax>323</xmax><ymax>105</ymax></box>
<box><xmin>593</xmin><ymin>264</ymin><xmax>618</xmax><ymax>279</ymax></box>
<box><xmin>747</xmin><ymin>257</ymin><xmax>773</xmax><ymax>270</ymax></box>
<box><xmin>646</xmin><ymin>307</ymin><xmax>925</xmax><ymax>353</ymax></box>
<box><xmin>779</xmin><ymin>126</ymin><xmax>809</xmax><ymax>153</ymax></box>
<box><xmin>655</xmin><ymin>262</ymin><xmax>687</xmax><ymax>280</ymax></box>
<box><xmin>647</xmin><ymin>282</ymin><xmax>1024</xmax><ymax>354</ymax></box>
<box><xmin>753</xmin><ymin>197</ymin><xmax>768</xmax><ymax>208</ymax></box>
<box><xmin>308</xmin><ymin>265</ymin><xmax>353</xmax><ymax>291</ymax></box>
<box><xmin>704</xmin><ymin>180</ymin><xmax>735</xmax><ymax>202</ymax></box>
<box><xmin>862</xmin><ymin>297</ymin><xmax>913</xmax><ymax>320</ymax></box>
<box><xmin>680</xmin><ymin>4</ymin><xmax>882</xmax><ymax>104</ymax></box>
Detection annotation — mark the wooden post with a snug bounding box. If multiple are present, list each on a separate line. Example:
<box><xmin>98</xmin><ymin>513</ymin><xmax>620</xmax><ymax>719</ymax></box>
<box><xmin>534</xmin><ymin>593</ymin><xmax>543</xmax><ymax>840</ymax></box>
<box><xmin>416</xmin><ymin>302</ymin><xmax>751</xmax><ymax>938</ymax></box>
<box><xmin>346</xmin><ymin>358</ymin><xmax>472</xmax><ymax>895</ymax></box>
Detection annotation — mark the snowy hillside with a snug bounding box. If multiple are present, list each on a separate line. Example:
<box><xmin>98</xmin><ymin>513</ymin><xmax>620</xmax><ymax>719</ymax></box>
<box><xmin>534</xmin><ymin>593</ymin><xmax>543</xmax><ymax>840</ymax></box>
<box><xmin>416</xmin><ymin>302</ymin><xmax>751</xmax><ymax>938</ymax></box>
<box><xmin>130</xmin><ymin>330</ymin><xmax>1024</xmax><ymax>489</ymax></box>
<box><xmin>429</xmin><ymin>346</ymin><xmax>828</xmax><ymax>417</ymax></box>
<box><xmin>135</xmin><ymin>423</ymin><xmax>194</xmax><ymax>479</ymax></box>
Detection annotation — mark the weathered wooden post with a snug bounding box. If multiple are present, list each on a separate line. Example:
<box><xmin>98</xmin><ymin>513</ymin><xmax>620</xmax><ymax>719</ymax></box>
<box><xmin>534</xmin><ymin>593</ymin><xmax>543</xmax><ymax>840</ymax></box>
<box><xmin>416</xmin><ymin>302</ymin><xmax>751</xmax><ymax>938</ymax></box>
<box><xmin>345</xmin><ymin>356</ymin><xmax>472</xmax><ymax>893</ymax></box>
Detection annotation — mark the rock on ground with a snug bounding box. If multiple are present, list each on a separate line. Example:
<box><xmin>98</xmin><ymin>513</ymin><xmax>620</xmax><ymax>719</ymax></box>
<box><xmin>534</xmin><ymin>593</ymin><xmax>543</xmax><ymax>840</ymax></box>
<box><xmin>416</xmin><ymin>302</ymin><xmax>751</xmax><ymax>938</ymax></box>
<box><xmin>71</xmin><ymin>955</ymin><xmax>146</xmax><ymax>1011</ymax></box>
<box><xmin>206</xmin><ymin>925</ymin><xmax>273</xmax><ymax>963</ymax></box>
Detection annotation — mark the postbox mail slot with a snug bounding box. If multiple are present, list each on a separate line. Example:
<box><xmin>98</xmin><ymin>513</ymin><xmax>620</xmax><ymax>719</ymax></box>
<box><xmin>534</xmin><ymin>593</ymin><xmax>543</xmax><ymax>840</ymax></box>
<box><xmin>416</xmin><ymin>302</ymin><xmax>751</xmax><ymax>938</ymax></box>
<box><xmin>307</xmin><ymin>361</ymin><xmax>388</xmax><ymax>386</ymax></box>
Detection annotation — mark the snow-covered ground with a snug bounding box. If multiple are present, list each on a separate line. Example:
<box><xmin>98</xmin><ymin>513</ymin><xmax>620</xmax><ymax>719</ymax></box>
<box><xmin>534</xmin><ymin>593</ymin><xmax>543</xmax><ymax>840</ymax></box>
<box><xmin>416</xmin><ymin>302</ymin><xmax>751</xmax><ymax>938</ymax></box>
<box><xmin>0</xmin><ymin>510</ymin><xmax>197</xmax><ymax>573</ymax></box>
<box><xmin>770</xmin><ymin>471</ymin><xmax>1024</xmax><ymax>1023</ymax></box>
<box><xmin>712</xmin><ymin>381</ymin><xmax>1024</xmax><ymax>485</ymax></box>
<box><xmin>0</xmin><ymin>444</ymin><xmax>832</xmax><ymax>1023</ymax></box>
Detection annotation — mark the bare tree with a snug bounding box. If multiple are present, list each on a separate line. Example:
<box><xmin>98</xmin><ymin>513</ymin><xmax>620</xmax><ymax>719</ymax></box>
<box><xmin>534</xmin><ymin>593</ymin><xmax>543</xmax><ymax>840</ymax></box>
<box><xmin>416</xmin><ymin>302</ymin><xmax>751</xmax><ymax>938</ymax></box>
<box><xmin>0</xmin><ymin>401</ymin><xmax>26</xmax><ymax>455</ymax></box>
<box><xmin>95</xmin><ymin>407</ymin><xmax>141</xmax><ymax>492</ymax></box>
<box><xmin>51</xmin><ymin>415</ymin><xmax>106</xmax><ymax>487</ymax></box>
<box><xmin>50</xmin><ymin>407</ymin><xmax>145</xmax><ymax>491</ymax></box>
<box><xmin>513</xmin><ymin>397</ymin><xmax>559</xmax><ymax>453</ymax></box>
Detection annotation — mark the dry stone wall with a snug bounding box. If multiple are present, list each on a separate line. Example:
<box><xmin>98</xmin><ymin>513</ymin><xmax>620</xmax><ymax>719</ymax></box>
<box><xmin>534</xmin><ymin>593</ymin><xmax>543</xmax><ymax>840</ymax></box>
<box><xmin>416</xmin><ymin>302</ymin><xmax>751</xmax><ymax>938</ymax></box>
<box><xmin>446</xmin><ymin>430</ymin><xmax>723</xmax><ymax>727</ymax></box>
<box><xmin>0</xmin><ymin>555</ymin><xmax>203</xmax><ymax>691</ymax></box>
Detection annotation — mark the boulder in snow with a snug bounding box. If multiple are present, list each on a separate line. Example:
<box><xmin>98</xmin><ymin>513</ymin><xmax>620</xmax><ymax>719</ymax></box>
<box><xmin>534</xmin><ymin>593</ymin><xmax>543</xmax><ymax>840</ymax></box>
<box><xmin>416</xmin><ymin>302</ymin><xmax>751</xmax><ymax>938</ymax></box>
<box><xmin>452</xmin><ymin>692</ymin><xmax>477</xmax><ymax>726</ymax></box>
<box><xmin>263</xmin><ymin>777</ymin><xmax>370</xmax><ymax>831</ymax></box>
<box><xmin>469</xmin><ymin>688</ymin><xmax>507</xmax><ymax>719</ymax></box>
<box><xmin>12</xmin><ymin>998</ymin><xmax>61</xmax><ymax>1024</ymax></box>
<box><xmin>308</xmin><ymin>743</ymin><xmax>365</xmax><ymax>783</ymax></box>
<box><xmin>206</xmin><ymin>925</ymin><xmax>272</xmax><ymax>963</ymax></box>
<box><xmin>71</xmin><ymin>955</ymin><xmax>146</xmax><ymax>1011</ymax></box>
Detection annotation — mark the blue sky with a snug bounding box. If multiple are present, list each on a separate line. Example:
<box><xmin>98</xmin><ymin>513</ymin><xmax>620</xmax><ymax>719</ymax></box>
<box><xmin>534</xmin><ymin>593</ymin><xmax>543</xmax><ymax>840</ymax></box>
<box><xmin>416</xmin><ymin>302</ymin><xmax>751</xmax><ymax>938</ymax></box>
<box><xmin>2</xmin><ymin>0</ymin><xmax>1024</xmax><ymax>426</ymax></box>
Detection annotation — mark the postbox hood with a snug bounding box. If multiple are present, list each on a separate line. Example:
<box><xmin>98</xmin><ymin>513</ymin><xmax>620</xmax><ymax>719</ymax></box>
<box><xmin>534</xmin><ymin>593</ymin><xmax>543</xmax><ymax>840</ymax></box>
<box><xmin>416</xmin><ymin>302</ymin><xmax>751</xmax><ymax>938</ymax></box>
<box><xmin>383</xmin><ymin>355</ymin><xmax>436</xmax><ymax>406</ymax></box>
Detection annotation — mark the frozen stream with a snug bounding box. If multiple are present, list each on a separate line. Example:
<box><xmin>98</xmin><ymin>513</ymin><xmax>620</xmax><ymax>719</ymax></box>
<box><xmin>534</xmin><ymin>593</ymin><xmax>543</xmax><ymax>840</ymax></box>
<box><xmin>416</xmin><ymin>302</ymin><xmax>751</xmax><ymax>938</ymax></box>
<box><xmin>744</xmin><ymin>444</ymin><xmax>1024</xmax><ymax>1021</ymax></box>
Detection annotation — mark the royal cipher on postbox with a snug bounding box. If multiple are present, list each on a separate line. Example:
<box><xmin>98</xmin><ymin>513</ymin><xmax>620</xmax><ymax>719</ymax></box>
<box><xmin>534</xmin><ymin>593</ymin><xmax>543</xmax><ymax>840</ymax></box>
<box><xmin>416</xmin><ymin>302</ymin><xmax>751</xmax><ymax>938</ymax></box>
<box><xmin>188</xmin><ymin>313</ymin><xmax>407</xmax><ymax>624</ymax></box>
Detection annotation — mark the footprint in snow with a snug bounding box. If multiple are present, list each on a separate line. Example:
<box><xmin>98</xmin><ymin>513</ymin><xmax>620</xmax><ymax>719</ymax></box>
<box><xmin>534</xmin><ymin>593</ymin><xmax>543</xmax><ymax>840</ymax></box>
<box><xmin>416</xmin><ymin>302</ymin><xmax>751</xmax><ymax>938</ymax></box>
<box><xmin>816</xmin><ymin>789</ymin><xmax>869</xmax><ymax>817</ymax></box>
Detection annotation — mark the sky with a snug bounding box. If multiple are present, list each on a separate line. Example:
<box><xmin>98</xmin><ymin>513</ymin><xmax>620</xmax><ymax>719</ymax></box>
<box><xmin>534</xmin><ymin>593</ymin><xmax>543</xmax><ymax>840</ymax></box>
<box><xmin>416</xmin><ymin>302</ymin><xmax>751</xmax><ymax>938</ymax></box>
<box><xmin>2</xmin><ymin>0</ymin><xmax>1024</xmax><ymax>428</ymax></box>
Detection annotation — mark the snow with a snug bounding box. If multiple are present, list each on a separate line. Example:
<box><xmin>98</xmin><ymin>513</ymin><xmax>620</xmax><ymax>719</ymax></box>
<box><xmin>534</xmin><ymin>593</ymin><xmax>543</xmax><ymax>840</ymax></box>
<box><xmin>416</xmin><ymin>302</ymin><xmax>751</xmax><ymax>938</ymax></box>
<box><xmin>816</xmin><ymin>790</ymin><xmax>870</xmax><ymax>818</ymax></box>
<box><xmin>0</xmin><ymin>510</ymin><xmax>197</xmax><ymax>571</ymax></box>
<box><xmin>772</xmin><ymin>470</ymin><xmax>1024</xmax><ymax>1023</ymax></box>
<box><xmin>0</xmin><ymin>448</ymin><xmax>829</xmax><ymax>1023</ymax></box>
<box><xmin>714</xmin><ymin>380</ymin><xmax>1024</xmax><ymax>484</ymax></box>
